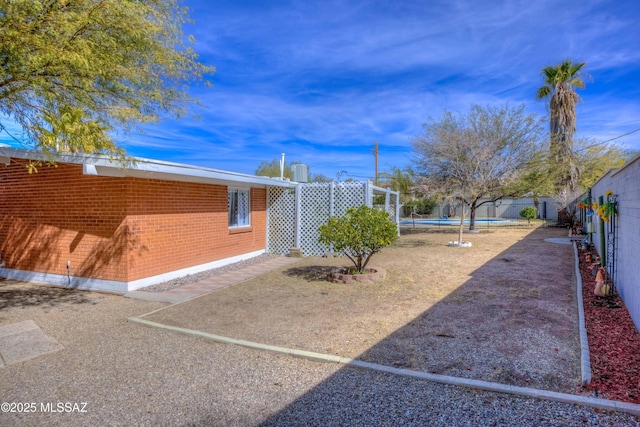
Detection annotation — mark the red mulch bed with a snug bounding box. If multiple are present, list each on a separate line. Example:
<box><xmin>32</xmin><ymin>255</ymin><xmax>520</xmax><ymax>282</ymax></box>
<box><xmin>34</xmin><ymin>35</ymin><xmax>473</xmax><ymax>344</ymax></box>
<box><xmin>577</xmin><ymin>246</ymin><xmax>640</xmax><ymax>403</ymax></box>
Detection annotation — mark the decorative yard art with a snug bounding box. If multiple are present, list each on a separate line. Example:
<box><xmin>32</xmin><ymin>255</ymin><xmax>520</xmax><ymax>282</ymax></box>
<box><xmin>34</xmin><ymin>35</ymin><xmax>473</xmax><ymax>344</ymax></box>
<box><xmin>577</xmin><ymin>246</ymin><xmax>640</xmax><ymax>404</ymax></box>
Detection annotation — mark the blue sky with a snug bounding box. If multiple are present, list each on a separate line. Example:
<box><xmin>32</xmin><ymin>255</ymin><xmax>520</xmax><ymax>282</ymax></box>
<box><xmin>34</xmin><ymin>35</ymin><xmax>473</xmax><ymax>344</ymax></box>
<box><xmin>4</xmin><ymin>0</ymin><xmax>640</xmax><ymax>181</ymax></box>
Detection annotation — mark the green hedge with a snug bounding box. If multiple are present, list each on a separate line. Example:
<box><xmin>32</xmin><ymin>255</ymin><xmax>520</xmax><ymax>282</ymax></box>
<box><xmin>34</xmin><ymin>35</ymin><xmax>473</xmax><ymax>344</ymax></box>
<box><xmin>401</xmin><ymin>199</ymin><xmax>437</xmax><ymax>217</ymax></box>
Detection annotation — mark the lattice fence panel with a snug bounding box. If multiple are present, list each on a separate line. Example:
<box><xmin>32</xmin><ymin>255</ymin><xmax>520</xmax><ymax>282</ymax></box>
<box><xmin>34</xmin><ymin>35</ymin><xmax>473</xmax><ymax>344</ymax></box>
<box><xmin>299</xmin><ymin>183</ymin><xmax>333</xmax><ymax>256</ymax></box>
<box><xmin>267</xmin><ymin>182</ymin><xmax>384</xmax><ymax>256</ymax></box>
<box><xmin>389</xmin><ymin>192</ymin><xmax>399</xmax><ymax>222</ymax></box>
<box><xmin>334</xmin><ymin>182</ymin><xmax>366</xmax><ymax>217</ymax></box>
<box><xmin>267</xmin><ymin>186</ymin><xmax>296</xmax><ymax>255</ymax></box>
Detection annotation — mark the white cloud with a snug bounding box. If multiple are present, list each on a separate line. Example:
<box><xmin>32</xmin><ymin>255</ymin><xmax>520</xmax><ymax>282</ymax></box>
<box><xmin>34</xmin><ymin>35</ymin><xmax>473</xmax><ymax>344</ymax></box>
<box><xmin>5</xmin><ymin>0</ymin><xmax>640</xmax><ymax>177</ymax></box>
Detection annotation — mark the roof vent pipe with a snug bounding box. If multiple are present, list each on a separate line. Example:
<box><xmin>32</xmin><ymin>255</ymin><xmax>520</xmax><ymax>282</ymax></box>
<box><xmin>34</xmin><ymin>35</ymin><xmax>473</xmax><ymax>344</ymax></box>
<box><xmin>280</xmin><ymin>152</ymin><xmax>285</xmax><ymax>180</ymax></box>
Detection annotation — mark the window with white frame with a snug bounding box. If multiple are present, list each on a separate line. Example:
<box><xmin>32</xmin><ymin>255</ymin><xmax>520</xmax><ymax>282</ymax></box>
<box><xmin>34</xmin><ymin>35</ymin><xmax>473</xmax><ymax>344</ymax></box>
<box><xmin>228</xmin><ymin>188</ymin><xmax>251</xmax><ymax>228</ymax></box>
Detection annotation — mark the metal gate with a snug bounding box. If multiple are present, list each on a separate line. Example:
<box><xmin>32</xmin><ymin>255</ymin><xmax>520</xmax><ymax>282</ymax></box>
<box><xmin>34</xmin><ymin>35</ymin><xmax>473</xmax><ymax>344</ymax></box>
<box><xmin>605</xmin><ymin>194</ymin><xmax>619</xmax><ymax>295</ymax></box>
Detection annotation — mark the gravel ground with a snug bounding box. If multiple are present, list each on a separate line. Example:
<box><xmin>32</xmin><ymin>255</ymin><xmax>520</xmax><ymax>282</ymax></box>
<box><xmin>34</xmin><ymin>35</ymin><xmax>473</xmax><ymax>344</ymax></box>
<box><xmin>140</xmin><ymin>253</ymin><xmax>283</xmax><ymax>293</ymax></box>
<box><xmin>1</xmin><ymin>280</ymin><xmax>639</xmax><ymax>425</ymax></box>
<box><xmin>145</xmin><ymin>228</ymin><xmax>583</xmax><ymax>395</ymax></box>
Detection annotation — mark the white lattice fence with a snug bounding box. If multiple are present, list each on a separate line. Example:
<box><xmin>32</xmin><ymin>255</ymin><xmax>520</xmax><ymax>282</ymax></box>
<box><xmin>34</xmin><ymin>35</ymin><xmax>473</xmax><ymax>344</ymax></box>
<box><xmin>267</xmin><ymin>187</ymin><xmax>296</xmax><ymax>255</ymax></box>
<box><xmin>298</xmin><ymin>183</ymin><xmax>333</xmax><ymax>256</ymax></box>
<box><xmin>298</xmin><ymin>182</ymin><xmax>369</xmax><ymax>256</ymax></box>
<box><xmin>267</xmin><ymin>181</ymin><xmax>397</xmax><ymax>256</ymax></box>
<box><xmin>334</xmin><ymin>182</ymin><xmax>366</xmax><ymax>217</ymax></box>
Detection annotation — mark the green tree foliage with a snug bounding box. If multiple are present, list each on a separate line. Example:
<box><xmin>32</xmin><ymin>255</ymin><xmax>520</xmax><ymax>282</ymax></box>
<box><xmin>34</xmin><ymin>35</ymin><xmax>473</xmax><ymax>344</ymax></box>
<box><xmin>509</xmin><ymin>138</ymin><xmax>630</xmax><ymax>212</ymax></box>
<box><xmin>256</xmin><ymin>159</ymin><xmax>293</xmax><ymax>180</ymax></box>
<box><xmin>255</xmin><ymin>158</ymin><xmax>329</xmax><ymax>182</ymax></box>
<box><xmin>311</xmin><ymin>173</ymin><xmax>332</xmax><ymax>183</ymax></box>
<box><xmin>536</xmin><ymin>59</ymin><xmax>587</xmax><ymax>192</ymax></box>
<box><xmin>318</xmin><ymin>205</ymin><xmax>398</xmax><ymax>274</ymax></box>
<box><xmin>501</xmin><ymin>148</ymin><xmax>554</xmax><ymax>198</ymax></box>
<box><xmin>0</xmin><ymin>0</ymin><xmax>215</xmax><ymax>156</ymax></box>
<box><xmin>519</xmin><ymin>206</ymin><xmax>537</xmax><ymax>225</ymax></box>
<box><xmin>378</xmin><ymin>167</ymin><xmax>415</xmax><ymax>202</ymax></box>
<box><xmin>412</xmin><ymin>103</ymin><xmax>544</xmax><ymax>231</ymax></box>
<box><xmin>401</xmin><ymin>199</ymin><xmax>436</xmax><ymax>217</ymax></box>
<box><xmin>575</xmin><ymin>139</ymin><xmax>628</xmax><ymax>189</ymax></box>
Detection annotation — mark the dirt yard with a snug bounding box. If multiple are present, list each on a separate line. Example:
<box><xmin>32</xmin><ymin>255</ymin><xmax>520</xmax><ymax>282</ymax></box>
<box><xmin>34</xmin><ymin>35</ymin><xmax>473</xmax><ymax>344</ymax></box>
<box><xmin>147</xmin><ymin>226</ymin><xmax>582</xmax><ymax>394</ymax></box>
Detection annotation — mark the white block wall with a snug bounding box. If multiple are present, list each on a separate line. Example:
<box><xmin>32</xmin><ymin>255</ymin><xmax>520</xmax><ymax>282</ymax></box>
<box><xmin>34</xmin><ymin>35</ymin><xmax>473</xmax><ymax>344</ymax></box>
<box><xmin>590</xmin><ymin>155</ymin><xmax>640</xmax><ymax>330</ymax></box>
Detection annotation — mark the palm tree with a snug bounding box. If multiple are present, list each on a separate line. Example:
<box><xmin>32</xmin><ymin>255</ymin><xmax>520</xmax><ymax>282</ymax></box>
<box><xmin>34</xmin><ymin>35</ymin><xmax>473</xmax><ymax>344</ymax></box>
<box><xmin>536</xmin><ymin>59</ymin><xmax>587</xmax><ymax>192</ymax></box>
<box><xmin>378</xmin><ymin>167</ymin><xmax>415</xmax><ymax>202</ymax></box>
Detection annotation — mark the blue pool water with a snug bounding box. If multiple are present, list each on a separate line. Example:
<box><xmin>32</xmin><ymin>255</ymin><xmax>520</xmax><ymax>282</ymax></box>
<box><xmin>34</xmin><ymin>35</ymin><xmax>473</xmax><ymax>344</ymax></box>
<box><xmin>400</xmin><ymin>218</ymin><xmax>517</xmax><ymax>225</ymax></box>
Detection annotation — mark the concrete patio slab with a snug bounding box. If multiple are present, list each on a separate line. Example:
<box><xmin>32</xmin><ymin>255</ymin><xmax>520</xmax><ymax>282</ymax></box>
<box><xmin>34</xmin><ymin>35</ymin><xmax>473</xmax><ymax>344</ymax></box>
<box><xmin>0</xmin><ymin>320</ymin><xmax>63</xmax><ymax>367</ymax></box>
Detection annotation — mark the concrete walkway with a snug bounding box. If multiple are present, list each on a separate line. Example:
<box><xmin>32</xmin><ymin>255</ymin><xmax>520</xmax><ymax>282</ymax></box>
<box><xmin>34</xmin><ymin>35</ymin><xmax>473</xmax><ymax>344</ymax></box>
<box><xmin>125</xmin><ymin>256</ymin><xmax>302</xmax><ymax>304</ymax></box>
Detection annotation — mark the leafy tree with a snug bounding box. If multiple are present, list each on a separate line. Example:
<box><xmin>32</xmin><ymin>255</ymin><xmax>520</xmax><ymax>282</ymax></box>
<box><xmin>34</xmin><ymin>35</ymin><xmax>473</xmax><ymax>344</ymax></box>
<box><xmin>255</xmin><ymin>158</ymin><xmax>329</xmax><ymax>182</ymax></box>
<box><xmin>378</xmin><ymin>167</ymin><xmax>415</xmax><ymax>202</ymax></box>
<box><xmin>555</xmin><ymin>139</ymin><xmax>627</xmax><ymax>225</ymax></box>
<box><xmin>519</xmin><ymin>206</ymin><xmax>537</xmax><ymax>225</ymax></box>
<box><xmin>256</xmin><ymin>159</ymin><xmax>293</xmax><ymax>180</ymax></box>
<box><xmin>412</xmin><ymin>104</ymin><xmax>544</xmax><ymax>231</ymax></box>
<box><xmin>502</xmin><ymin>137</ymin><xmax>629</xmax><ymax>219</ymax></box>
<box><xmin>536</xmin><ymin>59</ymin><xmax>587</xmax><ymax>192</ymax></box>
<box><xmin>0</xmin><ymin>0</ymin><xmax>215</xmax><ymax>156</ymax></box>
<box><xmin>401</xmin><ymin>199</ymin><xmax>437</xmax><ymax>217</ymax></box>
<box><xmin>575</xmin><ymin>139</ymin><xmax>628</xmax><ymax>189</ymax></box>
<box><xmin>318</xmin><ymin>205</ymin><xmax>398</xmax><ymax>274</ymax></box>
<box><xmin>311</xmin><ymin>173</ymin><xmax>332</xmax><ymax>183</ymax></box>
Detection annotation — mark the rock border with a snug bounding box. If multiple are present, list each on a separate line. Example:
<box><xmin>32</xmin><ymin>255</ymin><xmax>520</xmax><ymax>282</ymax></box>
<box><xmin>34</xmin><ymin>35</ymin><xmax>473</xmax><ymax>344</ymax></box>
<box><xmin>448</xmin><ymin>241</ymin><xmax>472</xmax><ymax>247</ymax></box>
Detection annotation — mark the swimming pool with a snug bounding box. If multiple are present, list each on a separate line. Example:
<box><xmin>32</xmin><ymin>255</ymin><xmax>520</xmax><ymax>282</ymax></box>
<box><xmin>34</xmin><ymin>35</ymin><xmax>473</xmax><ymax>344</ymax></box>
<box><xmin>400</xmin><ymin>218</ymin><xmax>517</xmax><ymax>225</ymax></box>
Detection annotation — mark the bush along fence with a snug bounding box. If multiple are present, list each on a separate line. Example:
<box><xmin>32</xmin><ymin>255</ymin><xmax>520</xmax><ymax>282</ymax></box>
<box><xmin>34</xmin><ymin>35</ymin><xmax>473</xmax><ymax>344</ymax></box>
<box><xmin>399</xmin><ymin>197</ymin><xmax>560</xmax><ymax>229</ymax></box>
<box><xmin>425</xmin><ymin>197</ymin><xmax>560</xmax><ymax>222</ymax></box>
<box><xmin>573</xmin><ymin>153</ymin><xmax>640</xmax><ymax>331</ymax></box>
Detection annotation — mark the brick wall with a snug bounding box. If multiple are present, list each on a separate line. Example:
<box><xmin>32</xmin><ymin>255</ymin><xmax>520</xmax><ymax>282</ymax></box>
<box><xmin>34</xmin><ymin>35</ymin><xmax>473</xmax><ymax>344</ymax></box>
<box><xmin>0</xmin><ymin>160</ymin><xmax>129</xmax><ymax>281</ymax></box>
<box><xmin>124</xmin><ymin>179</ymin><xmax>267</xmax><ymax>281</ymax></box>
<box><xmin>0</xmin><ymin>159</ymin><xmax>267</xmax><ymax>284</ymax></box>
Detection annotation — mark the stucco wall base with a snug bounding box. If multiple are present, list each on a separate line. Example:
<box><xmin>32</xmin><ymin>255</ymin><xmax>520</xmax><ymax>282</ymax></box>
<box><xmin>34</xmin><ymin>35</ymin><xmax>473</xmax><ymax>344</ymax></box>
<box><xmin>0</xmin><ymin>250</ymin><xmax>265</xmax><ymax>294</ymax></box>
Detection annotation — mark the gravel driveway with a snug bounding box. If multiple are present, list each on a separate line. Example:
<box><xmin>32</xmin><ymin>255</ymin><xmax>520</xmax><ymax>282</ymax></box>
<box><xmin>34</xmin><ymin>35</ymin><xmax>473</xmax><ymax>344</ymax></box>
<box><xmin>1</xmin><ymin>229</ymin><xmax>639</xmax><ymax>426</ymax></box>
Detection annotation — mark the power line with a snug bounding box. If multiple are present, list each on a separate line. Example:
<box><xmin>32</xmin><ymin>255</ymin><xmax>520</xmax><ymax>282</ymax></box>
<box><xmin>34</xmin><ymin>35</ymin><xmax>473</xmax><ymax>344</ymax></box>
<box><xmin>599</xmin><ymin>127</ymin><xmax>640</xmax><ymax>144</ymax></box>
<box><xmin>574</xmin><ymin>126</ymin><xmax>640</xmax><ymax>153</ymax></box>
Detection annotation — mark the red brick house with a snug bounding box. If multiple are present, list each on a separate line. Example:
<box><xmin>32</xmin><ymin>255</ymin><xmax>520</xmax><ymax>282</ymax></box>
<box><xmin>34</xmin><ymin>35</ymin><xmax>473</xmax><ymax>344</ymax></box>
<box><xmin>0</xmin><ymin>148</ymin><xmax>294</xmax><ymax>293</ymax></box>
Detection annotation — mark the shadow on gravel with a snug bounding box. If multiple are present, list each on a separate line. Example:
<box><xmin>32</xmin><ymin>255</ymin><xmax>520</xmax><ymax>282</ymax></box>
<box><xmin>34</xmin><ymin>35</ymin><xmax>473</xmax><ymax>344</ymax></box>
<box><xmin>400</xmin><ymin>227</ymin><xmax>461</xmax><ymax>235</ymax></box>
<box><xmin>399</xmin><ymin>226</ymin><xmax>497</xmax><ymax>236</ymax></box>
<box><xmin>0</xmin><ymin>280</ymin><xmax>96</xmax><ymax>311</ymax></box>
<box><xmin>260</xmin><ymin>227</ymin><xmax>586</xmax><ymax>425</ymax></box>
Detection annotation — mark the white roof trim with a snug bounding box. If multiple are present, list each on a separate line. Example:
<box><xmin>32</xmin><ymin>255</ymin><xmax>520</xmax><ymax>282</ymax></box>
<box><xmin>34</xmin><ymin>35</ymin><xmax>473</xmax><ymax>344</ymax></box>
<box><xmin>1</xmin><ymin>147</ymin><xmax>295</xmax><ymax>188</ymax></box>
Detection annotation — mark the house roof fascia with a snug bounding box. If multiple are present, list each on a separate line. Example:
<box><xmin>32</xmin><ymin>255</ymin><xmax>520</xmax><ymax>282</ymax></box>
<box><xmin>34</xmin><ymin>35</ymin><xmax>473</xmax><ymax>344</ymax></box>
<box><xmin>0</xmin><ymin>147</ymin><xmax>296</xmax><ymax>188</ymax></box>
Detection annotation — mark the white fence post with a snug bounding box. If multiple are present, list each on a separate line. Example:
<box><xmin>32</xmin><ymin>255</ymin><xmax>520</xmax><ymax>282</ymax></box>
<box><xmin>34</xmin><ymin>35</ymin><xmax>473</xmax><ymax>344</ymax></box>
<box><xmin>330</xmin><ymin>181</ymin><xmax>335</xmax><ymax>217</ymax></box>
<box><xmin>385</xmin><ymin>187</ymin><xmax>390</xmax><ymax>212</ymax></box>
<box><xmin>364</xmin><ymin>181</ymin><xmax>371</xmax><ymax>207</ymax></box>
<box><xmin>295</xmin><ymin>183</ymin><xmax>302</xmax><ymax>248</ymax></box>
<box><xmin>395</xmin><ymin>192</ymin><xmax>401</xmax><ymax>236</ymax></box>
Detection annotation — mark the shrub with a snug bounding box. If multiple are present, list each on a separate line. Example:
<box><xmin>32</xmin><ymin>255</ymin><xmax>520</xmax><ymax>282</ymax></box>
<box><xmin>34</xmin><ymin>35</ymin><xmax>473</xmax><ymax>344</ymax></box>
<box><xmin>318</xmin><ymin>205</ymin><xmax>398</xmax><ymax>274</ymax></box>
<box><xmin>401</xmin><ymin>198</ymin><xmax>437</xmax><ymax>217</ymax></box>
<box><xmin>519</xmin><ymin>206</ymin><xmax>537</xmax><ymax>225</ymax></box>
<box><xmin>372</xmin><ymin>194</ymin><xmax>386</xmax><ymax>205</ymax></box>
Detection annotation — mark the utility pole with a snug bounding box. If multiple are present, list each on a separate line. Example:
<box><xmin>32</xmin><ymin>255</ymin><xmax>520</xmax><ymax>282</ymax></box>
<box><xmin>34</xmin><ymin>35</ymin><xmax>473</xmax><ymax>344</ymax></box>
<box><xmin>371</xmin><ymin>141</ymin><xmax>379</xmax><ymax>185</ymax></box>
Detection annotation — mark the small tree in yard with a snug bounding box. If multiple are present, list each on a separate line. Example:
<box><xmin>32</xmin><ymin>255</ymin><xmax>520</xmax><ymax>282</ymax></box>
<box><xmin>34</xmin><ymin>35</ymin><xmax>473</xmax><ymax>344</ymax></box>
<box><xmin>318</xmin><ymin>205</ymin><xmax>398</xmax><ymax>274</ymax></box>
<box><xmin>520</xmin><ymin>206</ymin><xmax>537</xmax><ymax>225</ymax></box>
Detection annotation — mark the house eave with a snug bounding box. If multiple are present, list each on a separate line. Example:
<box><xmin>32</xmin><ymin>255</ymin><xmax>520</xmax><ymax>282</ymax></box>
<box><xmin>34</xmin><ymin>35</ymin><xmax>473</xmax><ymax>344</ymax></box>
<box><xmin>0</xmin><ymin>147</ymin><xmax>295</xmax><ymax>188</ymax></box>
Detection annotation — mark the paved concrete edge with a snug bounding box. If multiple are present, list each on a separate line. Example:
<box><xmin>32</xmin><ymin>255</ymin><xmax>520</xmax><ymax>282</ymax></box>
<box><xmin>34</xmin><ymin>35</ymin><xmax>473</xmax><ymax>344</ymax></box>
<box><xmin>127</xmin><ymin>316</ymin><xmax>640</xmax><ymax>417</ymax></box>
<box><xmin>125</xmin><ymin>290</ymin><xmax>197</xmax><ymax>304</ymax></box>
<box><xmin>573</xmin><ymin>242</ymin><xmax>592</xmax><ymax>385</ymax></box>
<box><xmin>131</xmin><ymin>257</ymin><xmax>304</xmax><ymax>317</ymax></box>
